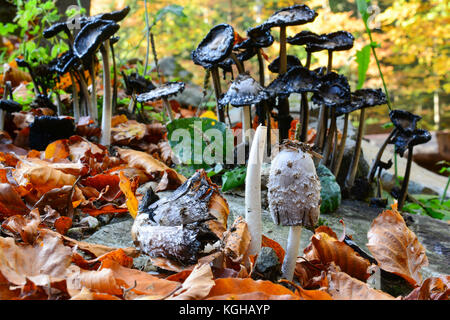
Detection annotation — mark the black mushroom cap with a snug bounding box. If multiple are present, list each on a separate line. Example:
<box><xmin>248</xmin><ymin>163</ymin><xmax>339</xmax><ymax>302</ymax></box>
<box><xmin>30</xmin><ymin>94</ymin><xmax>58</xmax><ymax>112</ymax></box>
<box><xmin>313</xmin><ymin>67</ymin><xmax>327</xmax><ymax>77</ymax></box>
<box><xmin>335</xmin><ymin>88</ymin><xmax>387</xmax><ymax>116</ymax></box>
<box><xmin>0</xmin><ymin>99</ymin><xmax>22</xmax><ymax>113</ymax></box>
<box><xmin>15</xmin><ymin>58</ymin><xmax>31</xmax><ymax>70</ymax></box>
<box><xmin>261</xmin><ymin>4</ymin><xmax>318</xmax><ymax>29</ymax></box>
<box><xmin>246</xmin><ymin>27</ymin><xmax>275</xmax><ymax>48</ymax></box>
<box><xmin>389</xmin><ymin>109</ymin><xmax>422</xmax><ymax>135</ymax></box>
<box><xmin>219</xmin><ymin>73</ymin><xmax>269</xmax><ymax>107</ymax></box>
<box><xmin>311</xmin><ymin>72</ymin><xmax>351</xmax><ymax>108</ymax></box>
<box><xmin>136</xmin><ymin>82</ymin><xmax>185</xmax><ymax>103</ymax></box>
<box><xmin>53</xmin><ymin>50</ymin><xmax>78</xmax><ymax>75</ymax></box>
<box><xmin>43</xmin><ymin>21</ymin><xmax>71</xmax><ymax>39</ymax></box>
<box><xmin>266</xmin><ymin>66</ymin><xmax>321</xmax><ymax>98</ymax></box>
<box><xmin>287</xmin><ymin>30</ymin><xmax>324</xmax><ymax>46</ymax></box>
<box><xmin>123</xmin><ymin>72</ymin><xmax>156</xmax><ymax>95</ymax></box>
<box><xmin>29</xmin><ymin>116</ymin><xmax>76</xmax><ymax>151</ymax></box>
<box><xmin>191</xmin><ymin>24</ymin><xmax>235</xmax><ymax>68</ymax></box>
<box><xmin>110</xmin><ymin>36</ymin><xmax>120</xmax><ymax>45</ymax></box>
<box><xmin>391</xmin><ymin>128</ymin><xmax>432</xmax><ymax>157</ymax></box>
<box><xmin>73</xmin><ymin>19</ymin><xmax>120</xmax><ymax>60</ymax></box>
<box><xmin>268</xmin><ymin>55</ymin><xmax>302</xmax><ymax>73</ymax></box>
<box><xmin>95</xmin><ymin>6</ymin><xmax>131</xmax><ymax>22</ymax></box>
<box><xmin>306</xmin><ymin>31</ymin><xmax>355</xmax><ymax>53</ymax></box>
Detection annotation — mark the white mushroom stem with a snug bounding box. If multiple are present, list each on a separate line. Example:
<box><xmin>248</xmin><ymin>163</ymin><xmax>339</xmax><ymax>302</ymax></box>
<box><xmin>282</xmin><ymin>225</ymin><xmax>302</xmax><ymax>281</ymax></box>
<box><xmin>242</xmin><ymin>105</ymin><xmax>251</xmax><ymax>145</ymax></box>
<box><xmin>162</xmin><ymin>97</ymin><xmax>174</xmax><ymax>122</ymax></box>
<box><xmin>69</xmin><ymin>72</ymin><xmax>80</xmax><ymax>123</ymax></box>
<box><xmin>100</xmin><ymin>39</ymin><xmax>112</xmax><ymax>147</ymax></box>
<box><xmin>245</xmin><ymin>125</ymin><xmax>267</xmax><ymax>255</ymax></box>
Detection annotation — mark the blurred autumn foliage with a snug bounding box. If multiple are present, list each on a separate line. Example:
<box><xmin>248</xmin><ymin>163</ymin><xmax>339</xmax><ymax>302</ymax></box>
<box><xmin>86</xmin><ymin>0</ymin><xmax>449</xmax><ymax>131</ymax></box>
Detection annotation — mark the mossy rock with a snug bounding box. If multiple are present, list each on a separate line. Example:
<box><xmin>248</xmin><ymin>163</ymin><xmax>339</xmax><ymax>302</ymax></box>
<box><xmin>317</xmin><ymin>164</ymin><xmax>341</xmax><ymax>213</ymax></box>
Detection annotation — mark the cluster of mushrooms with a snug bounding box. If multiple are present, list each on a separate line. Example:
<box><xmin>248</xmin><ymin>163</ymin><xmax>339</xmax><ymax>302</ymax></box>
<box><xmin>2</xmin><ymin>4</ymin><xmax>432</xmax><ymax>283</ymax></box>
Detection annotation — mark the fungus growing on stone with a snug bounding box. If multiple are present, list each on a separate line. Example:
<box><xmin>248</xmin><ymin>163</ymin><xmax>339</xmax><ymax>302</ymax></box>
<box><xmin>267</xmin><ymin>140</ymin><xmax>321</xmax><ymax>280</ymax></box>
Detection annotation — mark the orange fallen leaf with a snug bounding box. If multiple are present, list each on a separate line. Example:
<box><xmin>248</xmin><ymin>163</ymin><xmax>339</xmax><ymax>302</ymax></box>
<box><xmin>54</xmin><ymin>216</ymin><xmax>72</xmax><ymax>235</ymax></box>
<box><xmin>0</xmin><ymin>183</ymin><xmax>30</xmax><ymax>218</ymax></box>
<box><xmin>118</xmin><ymin>171</ymin><xmax>138</xmax><ymax>219</ymax></box>
<box><xmin>261</xmin><ymin>234</ymin><xmax>285</xmax><ymax>264</ymax></box>
<box><xmin>44</xmin><ymin>139</ymin><xmax>70</xmax><ymax>161</ymax></box>
<box><xmin>403</xmin><ymin>276</ymin><xmax>450</xmax><ymax>300</ymax></box>
<box><xmin>167</xmin><ymin>264</ymin><xmax>215</xmax><ymax>300</ymax></box>
<box><xmin>367</xmin><ymin>204</ymin><xmax>428</xmax><ymax>286</ymax></box>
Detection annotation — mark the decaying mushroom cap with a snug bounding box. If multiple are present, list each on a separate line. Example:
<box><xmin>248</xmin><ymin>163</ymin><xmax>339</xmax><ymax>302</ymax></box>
<box><xmin>53</xmin><ymin>50</ymin><xmax>79</xmax><ymax>75</ymax></box>
<box><xmin>219</xmin><ymin>73</ymin><xmax>269</xmax><ymax>107</ymax></box>
<box><xmin>311</xmin><ymin>72</ymin><xmax>351</xmax><ymax>108</ymax></box>
<box><xmin>335</xmin><ymin>88</ymin><xmax>387</xmax><ymax>116</ymax></box>
<box><xmin>391</xmin><ymin>128</ymin><xmax>431</xmax><ymax>157</ymax></box>
<box><xmin>136</xmin><ymin>81</ymin><xmax>185</xmax><ymax>103</ymax></box>
<box><xmin>261</xmin><ymin>4</ymin><xmax>318</xmax><ymax>29</ymax></box>
<box><xmin>267</xmin><ymin>140</ymin><xmax>321</xmax><ymax>228</ymax></box>
<box><xmin>0</xmin><ymin>99</ymin><xmax>22</xmax><ymax>113</ymax></box>
<box><xmin>191</xmin><ymin>24</ymin><xmax>235</xmax><ymax>68</ymax></box>
<box><xmin>43</xmin><ymin>21</ymin><xmax>71</xmax><ymax>39</ymax></box>
<box><xmin>306</xmin><ymin>31</ymin><xmax>354</xmax><ymax>53</ymax></box>
<box><xmin>266</xmin><ymin>66</ymin><xmax>321</xmax><ymax>98</ymax></box>
<box><xmin>287</xmin><ymin>30</ymin><xmax>323</xmax><ymax>46</ymax></box>
<box><xmin>123</xmin><ymin>72</ymin><xmax>156</xmax><ymax>95</ymax></box>
<box><xmin>246</xmin><ymin>27</ymin><xmax>275</xmax><ymax>48</ymax></box>
<box><xmin>389</xmin><ymin>109</ymin><xmax>422</xmax><ymax>135</ymax></box>
<box><xmin>132</xmin><ymin>169</ymin><xmax>229</xmax><ymax>265</ymax></box>
<box><xmin>30</xmin><ymin>94</ymin><xmax>58</xmax><ymax>112</ymax></box>
<box><xmin>29</xmin><ymin>116</ymin><xmax>75</xmax><ymax>151</ymax></box>
<box><xmin>73</xmin><ymin>19</ymin><xmax>120</xmax><ymax>60</ymax></box>
<box><xmin>313</xmin><ymin>67</ymin><xmax>327</xmax><ymax>77</ymax></box>
<box><xmin>95</xmin><ymin>6</ymin><xmax>131</xmax><ymax>22</ymax></box>
<box><xmin>268</xmin><ymin>55</ymin><xmax>302</xmax><ymax>74</ymax></box>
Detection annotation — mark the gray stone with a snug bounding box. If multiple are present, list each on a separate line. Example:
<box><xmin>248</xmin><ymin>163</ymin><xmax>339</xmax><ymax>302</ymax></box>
<box><xmin>174</xmin><ymin>84</ymin><xmax>203</xmax><ymax>108</ymax></box>
<box><xmin>78</xmin><ymin>216</ymin><xmax>100</xmax><ymax>231</ymax></box>
<box><xmin>252</xmin><ymin>247</ymin><xmax>281</xmax><ymax>281</ymax></box>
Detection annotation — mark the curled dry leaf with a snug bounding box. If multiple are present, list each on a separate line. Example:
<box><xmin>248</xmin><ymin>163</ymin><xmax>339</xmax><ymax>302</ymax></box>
<box><xmin>111</xmin><ymin>120</ymin><xmax>147</xmax><ymax>145</ymax></box>
<box><xmin>70</xmin><ymin>287</ymin><xmax>122</xmax><ymax>300</ymax></box>
<box><xmin>222</xmin><ymin>216</ymin><xmax>251</xmax><ymax>265</ymax></box>
<box><xmin>44</xmin><ymin>139</ymin><xmax>70</xmax><ymax>161</ymax></box>
<box><xmin>167</xmin><ymin>263</ymin><xmax>215</xmax><ymax>300</ymax></box>
<box><xmin>206</xmin><ymin>278</ymin><xmax>300</xmax><ymax>300</ymax></box>
<box><xmin>117</xmin><ymin>147</ymin><xmax>186</xmax><ymax>189</ymax></box>
<box><xmin>118</xmin><ymin>171</ymin><xmax>139</xmax><ymax>219</ymax></box>
<box><xmin>326</xmin><ymin>269</ymin><xmax>396</xmax><ymax>300</ymax></box>
<box><xmin>367</xmin><ymin>204</ymin><xmax>428</xmax><ymax>286</ymax></box>
<box><xmin>0</xmin><ymin>183</ymin><xmax>29</xmax><ymax>218</ymax></box>
<box><xmin>304</xmin><ymin>226</ymin><xmax>372</xmax><ymax>281</ymax></box>
<box><xmin>403</xmin><ymin>276</ymin><xmax>450</xmax><ymax>300</ymax></box>
<box><xmin>0</xmin><ymin>231</ymin><xmax>73</xmax><ymax>287</ymax></box>
<box><xmin>1</xmin><ymin>209</ymin><xmax>40</xmax><ymax>243</ymax></box>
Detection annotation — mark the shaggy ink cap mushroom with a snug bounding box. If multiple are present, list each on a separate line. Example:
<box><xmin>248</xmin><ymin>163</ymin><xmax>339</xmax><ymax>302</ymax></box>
<box><xmin>43</xmin><ymin>21</ymin><xmax>71</xmax><ymax>40</ymax></box>
<box><xmin>191</xmin><ymin>24</ymin><xmax>235</xmax><ymax>67</ymax></box>
<box><xmin>391</xmin><ymin>128</ymin><xmax>432</xmax><ymax>157</ymax></box>
<box><xmin>218</xmin><ymin>73</ymin><xmax>269</xmax><ymax>107</ymax></box>
<box><xmin>95</xmin><ymin>6</ymin><xmax>131</xmax><ymax>22</ymax></box>
<box><xmin>287</xmin><ymin>30</ymin><xmax>324</xmax><ymax>46</ymax></box>
<box><xmin>0</xmin><ymin>99</ymin><xmax>22</xmax><ymax>113</ymax></box>
<box><xmin>136</xmin><ymin>82</ymin><xmax>185</xmax><ymax>103</ymax></box>
<box><xmin>246</xmin><ymin>28</ymin><xmax>275</xmax><ymax>48</ymax></box>
<box><xmin>311</xmin><ymin>72</ymin><xmax>351</xmax><ymax>108</ymax></box>
<box><xmin>73</xmin><ymin>19</ymin><xmax>120</xmax><ymax>60</ymax></box>
<box><xmin>123</xmin><ymin>72</ymin><xmax>156</xmax><ymax>96</ymax></box>
<box><xmin>268</xmin><ymin>55</ymin><xmax>302</xmax><ymax>74</ymax></box>
<box><xmin>306</xmin><ymin>31</ymin><xmax>355</xmax><ymax>53</ymax></box>
<box><xmin>335</xmin><ymin>88</ymin><xmax>387</xmax><ymax>116</ymax></box>
<box><xmin>261</xmin><ymin>4</ymin><xmax>318</xmax><ymax>29</ymax></box>
<box><xmin>266</xmin><ymin>66</ymin><xmax>321</xmax><ymax>98</ymax></box>
<box><xmin>29</xmin><ymin>116</ymin><xmax>75</xmax><ymax>151</ymax></box>
<box><xmin>389</xmin><ymin>109</ymin><xmax>422</xmax><ymax>135</ymax></box>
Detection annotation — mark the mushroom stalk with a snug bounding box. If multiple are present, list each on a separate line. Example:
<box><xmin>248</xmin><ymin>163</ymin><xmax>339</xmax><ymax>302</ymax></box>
<box><xmin>89</xmin><ymin>58</ymin><xmax>97</xmax><ymax>119</ymax></box>
<box><xmin>210</xmin><ymin>67</ymin><xmax>225</xmax><ymax>122</ymax></box>
<box><xmin>282</xmin><ymin>225</ymin><xmax>302</xmax><ymax>281</ymax></box>
<box><xmin>245</xmin><ymin>125</ymin><xmax>267</xmax><ymax>255</ymax></box>
<box><xmin>70</xmin><ymin>72</ymin><xmax>80</xmax><ymax>123</ymax></box>
<box><xmin>76</xmin><ymin>70</ymin><xmax>95</xmax><ymax>123</ymax></box>
<box><xmin>256</xmin><ymin>50</ymin><xmax>265</xmax><ymax>86</ymax></box>
<box><xmin>162</xmin><ymin>97</ymin><xmax>174</xmax><ymax>122</ymax></box>
<box><xmin>299</xmin><ymin>93</ymin><xmax>309</xmax><ymax>142</ymax></box>
<box><xmin>332</xmin><ymin>113</ymin><xmax>349</xmax><ymax>176</ymax></box>
<box><xmin>242</xmin><ymin>105</ymin><xmax>251</xmax><ymax>145</ymax></box>
<box><xmin>398</xmin><ymin>145</ymin><xmax>413</xmax><ymax>210</ymax></box>
<box><xmin>277</xmin><ymin>25</ymin><xmax>291</xmax><ymax>141</ymax></box>
<box><xmin>110</xmin><ymin>41</ymin><xmax>118</xmax><ymax>113</ymax></box>
<box><xmin>345</xmin><ymin>107</ymin><xmax>366</xmax><ymax>189</ymax></box>
<box><xmin>100</xmin><ymin>40</ymin><xmax>112</xmax><ymax>146</ymax></box>
<box><xmin>320</xmin><ymin>108</ymin><xmax>336</xmax><ymax>166</ymax></box>
<box><xmin>367</xmin><ymin>129</ymin><xmax>397</xmax><ymax>183</ymax></box>
<box><xmin>230</xmin><ymin>53</ymin><xmax>245</xmax><ymax>74</ymax></box>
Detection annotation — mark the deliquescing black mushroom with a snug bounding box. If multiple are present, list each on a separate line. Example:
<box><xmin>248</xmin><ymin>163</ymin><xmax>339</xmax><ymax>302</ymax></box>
<box><xmin>192</xmin><ymin>24</ymin><xmax>236</xmax><ymax>123</ymax></box>
<box><xmin>258</xmin><ymin>4</ymin><xmax>318</xmax><ymax>141</ymax></box>
<box><xmin>219</xmin><ymin>73</ymin><xmax>269</xmax><ymax>148</ymax></box>
<box><xmin>0</xmin><ymin>81</ymin><xmax>22</xmax><ymax>131</ymax></box>
<box><xmin>344</xmin><ymin>88</ymin><xmax>387</xmax><ymax>191</ymax></box>
<box><xmin>131</xmin><ymin>169</ymin><xmax>229</xmax><ymax>266</ymax></box>
<box><xmin>29</xmin><ymin>116</ymin><xmax>75</xmax><ymax>151</ymax></box>
<box><xmin>136</xmin><ymin>81</ymin><xmax>185</xmax><ymax>123</ymax></box>
<box><xmin>267</xmin><ymin>140</ymin><xmax>321</xmax><ymax>281</ymax></box>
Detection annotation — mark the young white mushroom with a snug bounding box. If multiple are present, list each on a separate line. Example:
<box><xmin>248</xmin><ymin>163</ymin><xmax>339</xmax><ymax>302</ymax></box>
<box><xmin>245</xmin><ymin>124</ymin><xmax>267</xmax><ymax>255</ymax></box>
<box><xmin>267</xmin><ymin>141</ymin><xmax>321</xmax><ymax>281</ymax></box>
